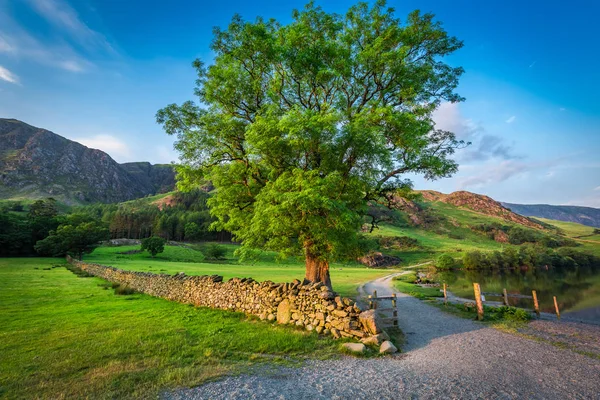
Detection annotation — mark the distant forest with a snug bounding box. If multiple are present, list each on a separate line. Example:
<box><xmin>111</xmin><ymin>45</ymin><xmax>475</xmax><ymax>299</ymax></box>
<box><xmin>0</xmin><ymin>190</ymin><xmax>230</xmax><ymax>256</ymax></box>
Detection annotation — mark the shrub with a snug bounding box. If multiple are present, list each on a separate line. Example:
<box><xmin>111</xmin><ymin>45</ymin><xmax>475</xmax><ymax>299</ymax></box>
<box><xmin>487</xmin><ymin>306</ymin><xmax>531</xmax><ymax>322</ymax></box>
<box><xmin>114</xmin><ymin>285</ymin><xmax>136</xmax><ymax>295</ymax></box>
<box><xmin>141</xmin><ymin>236</ymin><xmax>166</xmax><ymax>257</ymax></box>
<box><xmin>436</xmin><ymin>253</ymin><xmax>456</xmax><ymax>270</ymax></box>
<box><xmin>205</xmin><ymin>243</ymin><xmax>227</xmax><ymax>260</ymax></box>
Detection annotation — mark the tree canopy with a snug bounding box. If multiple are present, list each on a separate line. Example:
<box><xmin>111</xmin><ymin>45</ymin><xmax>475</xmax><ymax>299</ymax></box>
<box><xmin>157</xmin><ymin>1</ymin><xmax>466</xmax><ymax>287</ymax></box>
<box><xmin>34</xmin><ymin>222</ymin><xmax>109</xmax><ymax>261</ymax></box>
<box><xmin>141</xmin><ymin>236</ymin><xmax>166</xmax><ymax>258</ymax></box>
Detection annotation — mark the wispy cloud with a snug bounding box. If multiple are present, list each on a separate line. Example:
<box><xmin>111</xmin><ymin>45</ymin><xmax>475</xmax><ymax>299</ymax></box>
<box><xmin>529</xmin><ymin>61</ymin><xmax>536</xmax><ymax>68</ymax></box>
<box><xmin>458</xmin><ymin>159</ymin><xmax>556</xmax><ymax>189</ymax></box>
<box><xmin>505</xmin><ymin>115</ymin><xmax>516</xmax><ymax>123</ymax></box>
<box><xmin>433</xmin><ymin>102</ymin><xmax>519</xmax><ymax>162</ymax></box>
<box><xmin>594</xmin><ymin>186</ymin><xmax>600</xmax><ymax>191</ymax></box>
<box><xmin>0</xmin><ymin>65</ymin><xmax>19</xmax><ymax>84</ymax></box>
<box><xmin>25</xmin><ymin>0</ymin><xmax>114</xmax><ymax>54</ymax></box>
<box><xmin>74</xmin><ymin>134</ymin><xmax>131</xmax><ymax>161</ymax></box>
<box><xmin>0</xmin><ymin>0</ymin><xmax>118</xmax><ymax>78</ymax></box>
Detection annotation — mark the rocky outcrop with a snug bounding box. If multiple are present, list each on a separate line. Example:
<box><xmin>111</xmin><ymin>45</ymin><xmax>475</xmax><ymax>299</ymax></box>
<box><xmin>357</xmin><ymin>252</ymin><xmax>401</xmax><ymax>268</ymax></box>
<box><xmin>0</xmin><ymin>119</ymin><xmax>175</xmax><ymax>204</ymax></box>
<box><xmin>420</xmin><ymin>190</ymin><xmax>543</xmax><ymax>230</ymax></box>
<box><xmin>66</xmin><ymin>257</ymin><xmax>382</xmax><ymax>341</ymax></box>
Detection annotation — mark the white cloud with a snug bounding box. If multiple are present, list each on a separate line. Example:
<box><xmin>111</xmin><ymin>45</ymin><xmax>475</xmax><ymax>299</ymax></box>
<box><xmin>559</xmin><ymin>107</ymin><xmax>566</xmax><ymax>111</ymax></box>
<box><xmin>505</xmin><ymin>115</ymin><xmax>516</xmax><ymax>123</ymax></box>
<box><xmin>0</xmin><ymin>65</ymin><xmax>19</xmax><ymax>84</ymax></box>
<box><xmin>74</xmin><ymin>134</ymin><xmax>131</xmax><ymax>161</ymax></box>
<box><xmin>432</xmin><ymin>102</ymin><xmax>480</xmax><ymax>141</ymax></box>
<box><xmin>432</xmin><ymin>102</ymin><xmax>518</xmax><ymax>162</ymax></box>
<box><xmin>594</xmin><ymin>186</ymin><xmax>600</xmax><ymax>191</ymax></box>
<box><xmin>458</xmin><ymin>159</ymin><xmax>558</xmax><ymax>189</ymax></box>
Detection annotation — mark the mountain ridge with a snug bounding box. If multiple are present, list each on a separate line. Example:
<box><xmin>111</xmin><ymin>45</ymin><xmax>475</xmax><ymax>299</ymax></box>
<box><xmin>0</xmin><ymin>118</ymin><xmax>175</xmax><ymax>204</ymax></box>
<box><xmin>501</xmin><ymin>202</ymin><xmax>600</xmax><ymax>228</ymax></box>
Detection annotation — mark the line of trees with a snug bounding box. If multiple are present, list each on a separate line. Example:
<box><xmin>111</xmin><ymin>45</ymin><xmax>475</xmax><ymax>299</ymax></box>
<box><xmin>436</xmin><ymin>245</ymin><xmax>600</xmax><ymax>271</ymax></box>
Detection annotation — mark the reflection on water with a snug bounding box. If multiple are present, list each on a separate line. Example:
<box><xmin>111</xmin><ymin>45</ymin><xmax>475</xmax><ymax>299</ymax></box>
<box><xmin>431</xmin><ymin>265</ymin><xmax>600</xmax><ymax>313</ymax></box>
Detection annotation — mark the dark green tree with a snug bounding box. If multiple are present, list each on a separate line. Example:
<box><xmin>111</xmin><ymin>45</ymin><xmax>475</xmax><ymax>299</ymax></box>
<box><xmin>436</xmin><ymin>253</ymin><xmax>456</xmax><ymax>270</ymax></box>
<box><xmin>157</xmin><ymin>1</ymin><xmax>465</xmax><ymax>287</ymax></box>
<box><xmin>34</xmin><ymin>222</ymin><xmax>109</xmax><ymax>260</ymax></box>
<box><xmin>141</xmin><ymin>236</ymin><xmax>166</xmax><ymax>257</ymax></box>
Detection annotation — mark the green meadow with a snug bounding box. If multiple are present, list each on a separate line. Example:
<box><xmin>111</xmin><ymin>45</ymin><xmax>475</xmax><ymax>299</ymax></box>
<box><xmin>0</xmin><ymin>257</ymin><xmax>346</xmax><ymax>399</ymax></box>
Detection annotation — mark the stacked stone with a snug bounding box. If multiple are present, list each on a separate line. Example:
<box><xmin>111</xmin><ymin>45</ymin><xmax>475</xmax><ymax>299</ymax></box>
<box><xmin>68</xmin><ymin>258</ymin><xmax>382</xmax><ymax>341</ymax></box>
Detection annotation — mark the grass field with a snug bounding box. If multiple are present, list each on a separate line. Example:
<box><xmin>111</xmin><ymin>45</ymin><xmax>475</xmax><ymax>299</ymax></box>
<box><xmin>537</xmin><ymin>218</ymin><xmax>600</xmax><ymax>256</ymax></box>
<box><xmin>0</xmin><ymin>258</ymin><xmax>347</xmax><ymax>399</ymax></box>
<box><xmin>85</xmin><ymin>244</ymin><xmax>398</xmax><ymax>298</ymax></box>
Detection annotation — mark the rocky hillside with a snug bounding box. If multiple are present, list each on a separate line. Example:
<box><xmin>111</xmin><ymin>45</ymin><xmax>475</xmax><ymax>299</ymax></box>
<box><xmin>502</xmin><ymin>203</ymin><xmax>600</xmax><ymax>228</ymax></box>
<box><xmin>420</xmin><ymin>190</ymin><xmax>544</xmax><ymax>229</ymax></box>
<box><xmin>0</xmin><ymin>119</ymin><xmax>175</xmax><ymax>204</ymax></box>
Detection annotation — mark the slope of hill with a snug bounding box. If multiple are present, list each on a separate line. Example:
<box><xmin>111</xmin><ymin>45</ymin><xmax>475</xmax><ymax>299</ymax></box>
<box><xmin>419</xmin><ymin>190</ymin><xmax>543</xmax><ymax>229</ymax></box>
<box><xmin>501</xmin><ymin>202</ymin><xmax>600</xmax><ymax>228</ymax></box>
<box><xmin>0</xmin><ymin>119</ymin><xmax>175</xmax><ymax>204</ymax></box>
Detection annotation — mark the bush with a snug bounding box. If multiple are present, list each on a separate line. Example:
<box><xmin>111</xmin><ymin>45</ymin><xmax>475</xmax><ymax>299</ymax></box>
<box><xmin>487</xmin><ymin>306</ymin><xmax>531</xmax><ymax>322</ymax></box>
<box><xmin>141</xmin><ymin>236</ymin><xmax>166</xmax><ymax>257</ymax></box>
<box><xmin>205</xmin><ymin>244</ymin><xmax>227</xmax><ymax>260</ymax></box>
<box><xmin>114</xmin><ymin>284</ymin><xmax>136</xmax><ymax>295</ymax></box>
<box><xmin>436</xmin><ymin>253</ymin><xmax>456</xmax><ymax>270</ymax></box>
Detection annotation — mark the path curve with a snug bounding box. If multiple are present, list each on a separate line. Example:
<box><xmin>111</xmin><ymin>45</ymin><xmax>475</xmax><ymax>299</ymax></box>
<box><xmin>166</xmin><ymin>271</ymin><xmax>600</xmax><ymax>400</ymax></box>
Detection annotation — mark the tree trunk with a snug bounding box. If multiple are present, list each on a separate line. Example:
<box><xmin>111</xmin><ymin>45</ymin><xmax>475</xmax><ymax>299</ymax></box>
<box><xmin>305</xmin><ymin>251</ymin><xmax>331</xmax><ymax>289</ymax></box>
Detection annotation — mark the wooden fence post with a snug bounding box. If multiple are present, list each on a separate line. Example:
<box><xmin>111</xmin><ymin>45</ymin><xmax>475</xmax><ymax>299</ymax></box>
<box><xmin>473</xmin><ymin>283</ymin><xmax>484</xmax><ymax>321</ymax></box>
<box><xmin>553</xmin><ymin>296</ymin><xmax>560</xmax><ymax>320</ymax></box>
<box><xmin>392</xmin><ymin>293</ymin><xmax>398</xmax><ymax>326</ymax></box>
<box><xmin>443</xmin><ymin>283</ymin><xmax>448</xmax><ymax>305</ymax></box>
<box><xmin>372</xmin><ymin>290</ymin><xmax>377</xmax><ymax>309</ymax></box>
<box><xmin>532</xmin><ymin>290</ymin><xmax>540</xmax><ymax>318</ymax></box>
<box><xmin>368</xmin><ymin>295</ymin><xmax>373</xmax><ymax>310</ymax></box>
<box><xmin>503</xmin><ymin>288</ymin><xmax>509</xmax><ymax>306</ymax></box>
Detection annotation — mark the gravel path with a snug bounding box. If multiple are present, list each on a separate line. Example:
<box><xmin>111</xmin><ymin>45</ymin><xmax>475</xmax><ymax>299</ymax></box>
<box><xmin>166</xmin><ymin>273</ymin><xmax>600</xmax><ymax>399</ymax></box>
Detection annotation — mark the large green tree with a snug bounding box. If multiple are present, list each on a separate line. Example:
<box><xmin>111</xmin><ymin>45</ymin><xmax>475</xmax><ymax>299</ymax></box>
<box><xmin>34</xmin><ymin>222</ymin><xmax>109</xmax><ymax>261</ymax></box>
<box><xmin>157</xmin><ymin>1</ymin><xmax>466</xmax><ymax>288</ymax></box>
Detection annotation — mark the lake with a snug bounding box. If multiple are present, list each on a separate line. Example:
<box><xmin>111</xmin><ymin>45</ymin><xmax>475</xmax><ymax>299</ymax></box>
<box><xmin>430</xmin><ymin>266</ymin><xmax>600</xmax><ymax>317</ymax></box>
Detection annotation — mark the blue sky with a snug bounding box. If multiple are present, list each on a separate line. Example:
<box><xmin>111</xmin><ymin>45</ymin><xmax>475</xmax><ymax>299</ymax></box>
<box><xmin>0</xmin><ymin>0</ymin><xmax>598</xmax><ymax>207</ymax></box>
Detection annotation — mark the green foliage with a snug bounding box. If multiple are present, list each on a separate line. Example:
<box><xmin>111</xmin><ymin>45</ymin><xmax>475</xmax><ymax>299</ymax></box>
<box><xmin>34</xmin><ymin>222</ymin><xmax>109</xmax><ymax>260</ymax></box>
<box><xmin>460</xmin><ymin>245</ymin><xmax>600</xmax><ymax>270</ymax></box>
<box><xmin>184</xmin><ymin>222</ymin><xmax>202</xmax><ymax>240</ymax></box>
<box><xmin>141</xmin><ymin>237</ymin><xmax>166</xmax><ymax>257</ymax></box>
<box><xmin>205</xmin><ymin>243</ymin><xmax>227</xmax><ymax>260</ymax></box>
<box><xmin>436</xmin><ymin>253</ymin><xmax>456</xmax><ymax>269</ymax></box>
<box><xmin>157</xmin><ymin>1</ymin><xmax>466</xmax><ymax>280</ymax></box>
<box><xmin>485</xmin><ymin>306</ymin><xmax>532</xmax><ymax>323</ymax></box>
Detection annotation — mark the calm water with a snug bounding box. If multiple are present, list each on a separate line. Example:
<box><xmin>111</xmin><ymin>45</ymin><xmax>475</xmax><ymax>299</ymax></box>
<box><xmin>431</xmin><ymin>266</ymin><xmax>600</xmax><ymax>314</ymax></box>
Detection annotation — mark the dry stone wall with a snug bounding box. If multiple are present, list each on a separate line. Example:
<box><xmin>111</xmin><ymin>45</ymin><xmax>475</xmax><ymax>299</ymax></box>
<box><xmin>66</xmin><ymin>257</ymin><xmax>382</xmax><ymax>341</ymax></box>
